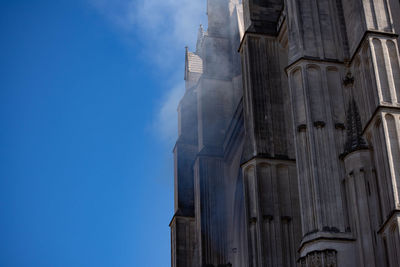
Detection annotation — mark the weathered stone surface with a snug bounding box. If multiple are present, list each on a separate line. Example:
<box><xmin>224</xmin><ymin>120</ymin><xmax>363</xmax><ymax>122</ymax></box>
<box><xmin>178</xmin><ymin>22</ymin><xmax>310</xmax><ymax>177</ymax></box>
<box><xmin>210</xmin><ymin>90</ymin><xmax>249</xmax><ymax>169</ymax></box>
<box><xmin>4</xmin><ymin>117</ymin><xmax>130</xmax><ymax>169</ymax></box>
<box><xmin>171</xmin><ymin>0</ymin><xmax>400</xmax><ymax>266</ymax></box>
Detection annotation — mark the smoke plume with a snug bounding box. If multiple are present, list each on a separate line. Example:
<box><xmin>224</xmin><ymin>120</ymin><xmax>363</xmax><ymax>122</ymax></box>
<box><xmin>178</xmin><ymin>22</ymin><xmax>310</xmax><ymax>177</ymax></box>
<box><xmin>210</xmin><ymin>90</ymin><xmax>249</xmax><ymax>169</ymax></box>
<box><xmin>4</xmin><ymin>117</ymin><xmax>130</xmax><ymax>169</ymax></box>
<box><xmin>88</xmin><ymin>0</ymin><xmax>207</xmax><ymax>143</ymax></box>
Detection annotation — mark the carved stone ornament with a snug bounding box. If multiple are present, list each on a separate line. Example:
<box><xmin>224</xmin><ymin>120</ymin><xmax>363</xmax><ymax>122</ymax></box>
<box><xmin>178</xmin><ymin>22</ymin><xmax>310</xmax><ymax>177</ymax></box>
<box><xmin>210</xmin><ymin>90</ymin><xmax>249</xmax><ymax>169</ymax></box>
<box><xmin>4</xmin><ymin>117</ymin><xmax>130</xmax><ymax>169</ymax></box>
<box><xmin>341</xmin><ymin>99</ymin><xmax>368</xmax><ymax>158</ymax></box>
<box><xmin>298</xmin><ymin>249</ymin><xmax>338</xmax><ymax>267</ymax></box>
<box><xmin>324</xmin><ymin>250</ymin><xmax>337</xmax><ymax>267</ymax></box>
<box><xmin>343</xmin><ymin>72</ymin><xmax>355</xmax><ymax>86</ymax></box>
<box><xmin>310</xmin><ymin>252</ymin><xmax>322</xmax><ymax>267</ymax></box>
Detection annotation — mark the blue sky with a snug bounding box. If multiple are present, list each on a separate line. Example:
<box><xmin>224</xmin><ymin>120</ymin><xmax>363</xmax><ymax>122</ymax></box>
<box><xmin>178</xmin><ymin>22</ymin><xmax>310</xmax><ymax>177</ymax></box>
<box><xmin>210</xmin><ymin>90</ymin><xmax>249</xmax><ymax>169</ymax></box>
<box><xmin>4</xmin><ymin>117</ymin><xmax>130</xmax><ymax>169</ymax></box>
<box><xmin>0</xmin><ymin>1</ymin><xmax>206</xmax><ymax>266</ymax></box>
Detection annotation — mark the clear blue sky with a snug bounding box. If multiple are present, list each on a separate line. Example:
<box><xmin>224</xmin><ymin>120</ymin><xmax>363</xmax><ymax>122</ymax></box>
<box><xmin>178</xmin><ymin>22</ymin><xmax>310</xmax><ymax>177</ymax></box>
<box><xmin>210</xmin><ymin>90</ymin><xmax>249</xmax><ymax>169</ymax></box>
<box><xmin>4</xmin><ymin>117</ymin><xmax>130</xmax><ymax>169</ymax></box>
<box><xmin>0</xmin><ymin>1</ymin><xmax>205</xmax><ymax>266</ymax></box>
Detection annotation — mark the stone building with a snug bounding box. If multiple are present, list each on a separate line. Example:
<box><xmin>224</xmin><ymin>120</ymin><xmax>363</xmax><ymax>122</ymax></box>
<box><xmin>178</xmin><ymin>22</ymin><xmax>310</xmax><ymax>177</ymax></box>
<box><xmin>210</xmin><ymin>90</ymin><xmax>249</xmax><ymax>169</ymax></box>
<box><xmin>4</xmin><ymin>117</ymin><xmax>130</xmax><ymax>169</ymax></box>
<box><xmin>170</xmin><ymin>0</ymin><xmax>400</xmax><ymax>266</ymax></box>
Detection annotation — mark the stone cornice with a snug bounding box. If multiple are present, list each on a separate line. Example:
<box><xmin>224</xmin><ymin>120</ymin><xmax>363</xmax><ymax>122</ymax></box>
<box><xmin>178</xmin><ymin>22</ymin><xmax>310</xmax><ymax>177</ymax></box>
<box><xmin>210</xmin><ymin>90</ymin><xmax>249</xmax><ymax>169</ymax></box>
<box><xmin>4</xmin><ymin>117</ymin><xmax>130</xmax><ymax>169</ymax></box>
<box><xmin>348</xmin><ymin>30</ymin><xmax>399</xmax><ymax>64</ymax></box>
<box><xmin>285</xmin><ymin>56</ymin><xmax>345</xmax><ymax>73</ymax></box>
<box><xmin>298</xmin><ymin>232</ymin><xmax>355</xmax><ymax>254</ymax></box>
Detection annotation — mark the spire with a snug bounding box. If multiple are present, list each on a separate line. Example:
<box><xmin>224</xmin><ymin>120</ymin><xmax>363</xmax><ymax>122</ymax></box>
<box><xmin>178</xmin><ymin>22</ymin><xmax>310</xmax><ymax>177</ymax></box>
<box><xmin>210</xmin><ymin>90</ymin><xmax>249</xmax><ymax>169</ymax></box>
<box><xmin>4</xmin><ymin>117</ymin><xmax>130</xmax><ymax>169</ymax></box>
<box><xmin>196</xmin><ymin>24</ymin><xmax>205</xmax><ymax>54</ymax></box>
<box><xmin>341</xmin><ymin>99</ymin><xmax>368</xmax><ymax>158</ymax></box>
<box><xmin>184</xmin><ymin>46</ymin><xmax>189</xmax><ymax>80</ymax></box>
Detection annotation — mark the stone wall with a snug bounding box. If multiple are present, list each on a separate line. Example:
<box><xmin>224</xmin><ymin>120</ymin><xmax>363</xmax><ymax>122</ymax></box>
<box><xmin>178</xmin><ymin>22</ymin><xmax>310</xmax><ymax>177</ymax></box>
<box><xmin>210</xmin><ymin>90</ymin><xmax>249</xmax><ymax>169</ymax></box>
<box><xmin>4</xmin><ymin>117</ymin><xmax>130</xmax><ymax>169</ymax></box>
<box><xmin>171</xmin><ymin>0</ymin><xmax>400</xmax><ymax>266</ymax></box>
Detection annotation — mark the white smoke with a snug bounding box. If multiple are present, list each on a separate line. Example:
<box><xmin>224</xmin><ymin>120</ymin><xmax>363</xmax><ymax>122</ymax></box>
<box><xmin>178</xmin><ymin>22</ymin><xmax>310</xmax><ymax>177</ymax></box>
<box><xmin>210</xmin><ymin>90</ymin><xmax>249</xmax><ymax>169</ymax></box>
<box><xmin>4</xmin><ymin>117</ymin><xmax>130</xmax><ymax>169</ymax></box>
<box><xmin>89</xmin><ymin>0</ymin><xmax>207</xmax><ymax>143</ymax></box>
<box><xmin>156</xmin><ymin>82</ymin><xmax>185</xmax><ymax>144</ymax></box>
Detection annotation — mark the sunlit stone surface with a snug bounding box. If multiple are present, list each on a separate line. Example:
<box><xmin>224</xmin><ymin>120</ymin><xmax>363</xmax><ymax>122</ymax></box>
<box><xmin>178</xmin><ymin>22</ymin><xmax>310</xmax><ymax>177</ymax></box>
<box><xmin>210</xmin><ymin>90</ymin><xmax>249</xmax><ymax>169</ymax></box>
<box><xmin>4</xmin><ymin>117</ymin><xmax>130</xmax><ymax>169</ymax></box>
<box><xmin>171</xmin><ymin>0</ymin><xmax>400</xmax><ymax>266</ymax></box>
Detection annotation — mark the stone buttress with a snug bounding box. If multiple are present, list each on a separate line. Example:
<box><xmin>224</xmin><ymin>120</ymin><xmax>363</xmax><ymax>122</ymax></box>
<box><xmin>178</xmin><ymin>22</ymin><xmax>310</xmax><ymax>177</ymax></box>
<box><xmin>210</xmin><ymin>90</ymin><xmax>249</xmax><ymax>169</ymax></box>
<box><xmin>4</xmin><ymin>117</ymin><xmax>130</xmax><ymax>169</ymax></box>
<box><xmin>170</xmin><ymin>0</ymin><xmax>400</xmax><ymax>266</ymax></box>
<box><xmin>240</xmin><ymin>1</ymin><xmax>302</xmax><ymax>266</ymax></box>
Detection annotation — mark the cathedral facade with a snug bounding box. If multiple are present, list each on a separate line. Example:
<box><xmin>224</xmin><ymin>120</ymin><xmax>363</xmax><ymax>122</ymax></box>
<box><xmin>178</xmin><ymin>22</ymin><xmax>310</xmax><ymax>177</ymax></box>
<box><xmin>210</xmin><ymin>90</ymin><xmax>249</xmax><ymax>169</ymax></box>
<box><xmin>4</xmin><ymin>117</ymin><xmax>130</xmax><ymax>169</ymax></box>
<box><xmin>170</xmin><ymin>0</ymin><xmax>400</xmax><ymax>266</ymax></box>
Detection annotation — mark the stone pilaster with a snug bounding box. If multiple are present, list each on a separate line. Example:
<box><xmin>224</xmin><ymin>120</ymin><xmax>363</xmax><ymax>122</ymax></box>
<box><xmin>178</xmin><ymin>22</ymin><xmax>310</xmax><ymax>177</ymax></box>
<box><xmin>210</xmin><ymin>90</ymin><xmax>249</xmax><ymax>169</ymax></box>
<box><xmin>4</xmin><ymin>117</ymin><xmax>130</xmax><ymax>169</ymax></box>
<box><xmin>364</xmin><ymin>110</ymin><xmax>400</xmax><ymax>266</ymax></box>
<box><xmin>192</xmin><ymin>2</ymin><xmax>244</xmax><ymax>266</ymax></box>
<box><xmin>194</xmin><ymin>156</ymin><xmax>227</xmax><ymax>266</ymax></box>
<box><xmin>342</xmin><ymin>150</ymin><xmax>378</xmax><ymax>267</ymax></box>
<box><xmin>240</xmin><ymin>33</ymin><xmax>294</xmax><ymax>161</ymax></box>
<box><xmin>170</xmin><ymin>215</ymin><xmax>198</xmax><ymax>267</ymax></box>
<box><xmin>285</xmin><ymin>0</ymin><xmax>348</xmax><ymax>63</ymax></box>
<box><xmin>342</xmin><ymin>1</ymin><xmax>400</xmax><ymax>264</ymax></box>
<box><xmin>171</xmin><ymin>62</ymin><xmax>200</xmax><ymax>267</ymax></box>
<box><xmin>340</xmin><ymin>99</ymin><xmax>380</xmax><ymax>266</ymax></box>
<box><xmin>175</xmin><ymin>89</ymin><xmax>198</xmax><ymax>215</ymax></box>
<box><xmin>285</xmin><ymin>0</ymin><xmax>356</xmax><ymax>264</ymax></box>
<box><xmin>242</xmin><ymin>158</ymin><xmax>300</xmax><ymax>267</ymax></box>
<box><xmin>239</xmin><ymin>3</ymin><xmax>301</xmax><ymax>265</ymax></box>
<box><xmin>286</xmin><ymin>60</ymin><xmax>355</xmax><ymax>265</ymax></box>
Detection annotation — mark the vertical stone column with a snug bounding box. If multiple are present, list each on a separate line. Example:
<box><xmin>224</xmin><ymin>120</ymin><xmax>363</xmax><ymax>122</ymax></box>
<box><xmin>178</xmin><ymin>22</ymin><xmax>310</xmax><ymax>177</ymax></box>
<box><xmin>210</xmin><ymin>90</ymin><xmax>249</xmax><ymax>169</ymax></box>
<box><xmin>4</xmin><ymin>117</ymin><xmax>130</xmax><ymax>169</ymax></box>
<box><xmin>285</xmin><ymin>0</ymin><xmax>357</xmax><ymax>265</ymax></box>
<box><xmin>287</xmin><ymin>62</ymin><xmax>349</xmax><ymax>232</ymax></box>
<box><xmin>287</xmin><ymin>61</ymin><xmax>357</xmax><ymax>265</ymax></box>
<box><xmin>342</xmin><ymin>151</ymin><xmax>377</xmax><ymax>266</ymax></box>
<box><xmin>194</xmin><ymin>156</ymin><xmax>227</xmax><ymax>266</ymax></box>
<box><xmin>194</xmin><ymin>39</ymin><xmax>235</xmax><ymax>267</ymax></box>
<box><xmin>341</xmin><ymin>99</ymin><xmax>380</xmax><ymax>266</ymax></box>
<box><xmin>192</xmin><ymin>2</ymin><xmax>243</xmax><ymax>266</ymax></box>
<box><xmin>341</xmin><ymin>0</ymin><xmax>400</xmax><ymax>263</ymax></box>
<box><xmin>363</xmin><ymin>37</ymin><xmax>400</xmax><ymax>218</ymax></box>
<box><xmin>239</xmin><ymin>5</ymin><xmax>302</xmax><ymax>265</ymax></box>
<box><xmin>242</xmin><ymin>159</ymin><xmax>300</xmax><ymax>267</ymax></box>
<box><xmin>171</xmin><ymin>69</ymin><xmax>199</xmax><ymax>267</ymax></box>
<box><xmin>170</xmin><ymin>216</ymin><xmax>198</xmax><ymax>267</ymax></box>
<box><xmin>365</xmin><ymin>111</ymin><xmax>400</xmax><ymax>266</ymax></box>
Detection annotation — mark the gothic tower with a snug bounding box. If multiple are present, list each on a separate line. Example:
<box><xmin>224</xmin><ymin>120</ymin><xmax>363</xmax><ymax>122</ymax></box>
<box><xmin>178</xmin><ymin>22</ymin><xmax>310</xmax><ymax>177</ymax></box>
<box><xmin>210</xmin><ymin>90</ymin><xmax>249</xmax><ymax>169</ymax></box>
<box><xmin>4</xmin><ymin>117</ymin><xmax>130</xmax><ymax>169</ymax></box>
<box><xmin>171</xmin><ymin>0</ymin><xmax>400</xmax><ymax>266</ymax></box>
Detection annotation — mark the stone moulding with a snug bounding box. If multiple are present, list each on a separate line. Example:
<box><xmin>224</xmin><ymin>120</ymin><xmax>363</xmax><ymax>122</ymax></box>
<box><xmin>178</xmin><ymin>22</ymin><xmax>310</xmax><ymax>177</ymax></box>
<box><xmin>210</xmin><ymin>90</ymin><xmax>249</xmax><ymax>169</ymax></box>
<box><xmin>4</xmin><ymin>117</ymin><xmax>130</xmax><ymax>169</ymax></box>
<box><xmin>298</xmin><ymin>249</ymin><xmax>338</xmax><ymax>267</ymax></box>
<box><xmin>340</xmin><ymin>99</ymin><xmax>369</xmax><ymax>159</ymax></box>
